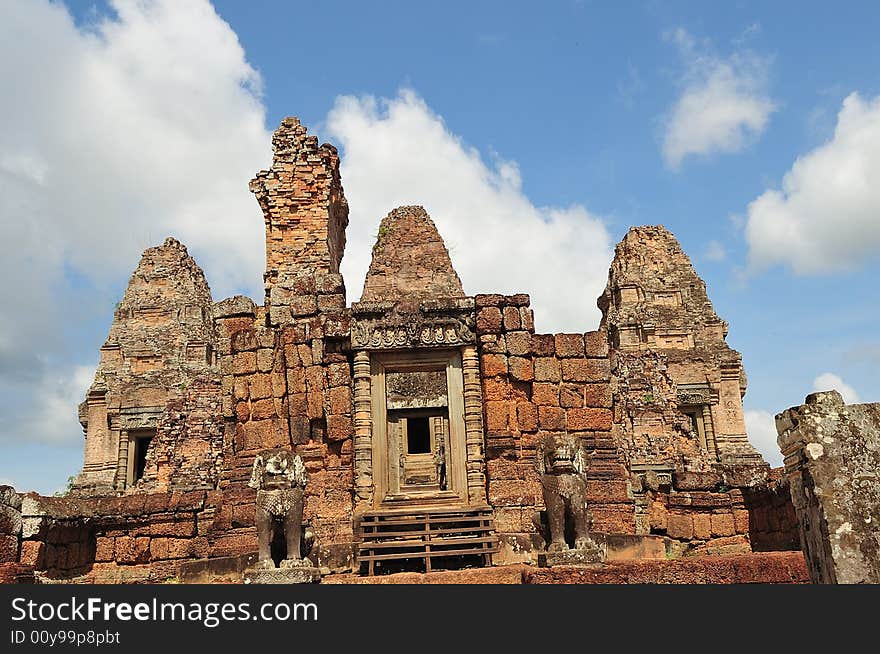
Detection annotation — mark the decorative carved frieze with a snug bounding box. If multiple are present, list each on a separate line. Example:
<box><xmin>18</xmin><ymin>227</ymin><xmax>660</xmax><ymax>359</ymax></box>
<box><xmin>677</xmin><ymin>386</ymin><xmax>716</xmax><ymax>407</ymax></box>
<box><xmin>350</xmin><ymin>299</ymin><xmax>475</xmax><ymax>350</ymax></box>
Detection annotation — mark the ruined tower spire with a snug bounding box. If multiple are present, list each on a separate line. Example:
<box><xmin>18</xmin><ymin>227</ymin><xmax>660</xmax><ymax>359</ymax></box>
<box><xmin>249</xmin><ymin>117</ymin><xmax>349</xmax><ymax>325</ymax></box>
<box><xmin>361</xmin><ymin>205</ymin><xmax>465</xmax><ymax>312</ymax></box>
<box><xmin>599</xmin><ymin>225</ymin><xmax>765</xmax><ymax>473</ymax></box>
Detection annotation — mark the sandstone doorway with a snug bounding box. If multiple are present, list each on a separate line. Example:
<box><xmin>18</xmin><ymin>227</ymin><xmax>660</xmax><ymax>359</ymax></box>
<box><xmin>370</xmin><ymin>350</ymin><xmax>467</xmax><ymax>507</ymax></box>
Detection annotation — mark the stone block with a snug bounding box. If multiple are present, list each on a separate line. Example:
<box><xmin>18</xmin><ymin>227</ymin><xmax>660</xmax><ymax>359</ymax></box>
<box><xmin>566</xmin><ymin>407</ymin><xmax>613</xmax><ymax>431</ymax></box>
<box><xmin>506</xmin><ymin>331</ymin><xmax>531</xmax><ymax>356</ymax></box>
<box><xmin>502</xmin><ymin>306</ymin><xmax>521</xmax><ymax>330</ymax></box>
<box><xmin>520</xmin><ymin>307</ymin><xmax>535</xmax><ymax>331</ymax></box>
<box><xmin>530</xmin><ymin>334</ymin><xmax>555</xmax><ymax>356</ymax></box>
<box><xmin>554</xmin><ymin>333</ymin><xmax>585</xmax><ymax>357</ymax></box>
<box><xmin>256</xmin><ymin>348</ymin><xmax>274</xmax><ymax>372</ymax></box>
<box><xmin>244</xmin><ymin>565</ymin><xmax>321</xmax><ymax>584</ymax></box>
<box><xmin>733</xmin><ymin>509</ymin><xmax>750</xmax><ymax>534</ymax></box>
<box><xmin>584</xmin><ymin>330</ymin><xmax>609</xmax><ymax>357</ymax></box>
<box><xmin>711</xmin><ymin>513</ymin><xmax>736</xmax><ymax>537</ymax></box>
<box><xmin>250</xmin><ymin>398</ymin><xmax>278</xmax><ymax>421</ymax></box>
<box><xmin>559</xmin><ymin>385</ymin><xmax>584</xmax><ymax>408</ymax></box>
<box><xmin>538</xmin><ymin>541</ymin><xmax>605</xmax><ymax>567</ymax></box>
<box><xmin>327</xmin><ymin>362</ymin><xmax>350</xmax><ymax>387</ymax></box>
<box><xmin>482</xmin><ymin>377</ymin><xmax>511</xmax><ymax>402</ymax></box>
<box><xmin>485</xmin><ymin>401</ymin><xmax>513</xmax><ymax>432</ymax></box>
<box><xmin>692</xmin><ymin>513</ymin><xmax>712</xmax><ymax>540</ymax></box>
<box><xmin>509</xmin><ymin>357</ymin><xmax>534</xmax><ymax>382</ymax></box>
<box><xmin>475</xmin><ymin>294</ymin><xmax>504</xmax><ymax>308</ymax></box>
<box><xmin>488</xmin><ymin>478</ymin><xmax>542</xmax><ymax>506</ymax></box>
<box><xmin>534</xmin><ymin>357</ymin><xmax>561</xmax><ymax>382</ymax></box>
<box><xmin>561</xmin><ymin>358</ymin><xmax>611</xmax><ymax>383</ymax></box>
<box><xmin>115</xmin><ymin>536</ymin><xmax>151</xmax><ymax>564</ymax></box>
<box><xmin>476</xmin><ymin>307</ymin><xmax>502</xmax><ymax>332</ymax></box>
<box><xmin>232</xmin><ymin>351</ymin><xmax>257</xmax><ymax>375</ymax></box>
<box><xmin>516</xmin><ymin>402</ymin><xmax>538</xmax><ymax>432</ymax></box>
<box><xmin>329</xmin><ymin>386</ymin><xmax>352</xmax><ymax>414</ymax></box>
<box><xmin>0</xmin><ymin>535</ymin><xmax>18</xmax><ymax>563</ymax></box>
<box><xmin>583</xmin><ymin>383</ymin><xmax>613</xmax><ymax>408</ymax></box>
<box><xmin>667</xmin><ymin>514</ymin><xmax>694</xmax><ymax>540</ymax></box>
<box><xmin>538</xmin><ymin>406</ymin><xmax>565</xmax><ymax>431</ymax></box>
<box><xmin>481</xmin><ymin>353</ymin><xmax>508</xmax><ymax>377</ymax></box>
<box><xmin>327</xmin><ymin>415</ymin><xmax>353</xmax><ymax>441</ymax></box>
<box><xmin>649</xmin><ymin>501</ymin><xmax>668</xmax><ymax>532</ymax></box>
<box><xmin>532</xmin><ymin>383</ymin><xmax>559</xmax><ymax>406</ymax></box>
<box><xmin>94</xmin><ymin>537</ymin><xmax>115</xmax><ymax>563</ymax></box>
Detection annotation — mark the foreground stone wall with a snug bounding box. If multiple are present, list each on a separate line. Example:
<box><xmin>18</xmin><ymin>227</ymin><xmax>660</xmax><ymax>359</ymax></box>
<box><xmin>743</xmin><ymin>469</ymin><xmax>800</xmax><ymax>552</ymax></box>
<box><xmin>777</xmin><ymin>391</ymin><xmax>880</xmax><ymax>584</ymax></box>
<box><xmin>16</xmin><ymin>489</ymin><xmax>337</xmax><ymax>583</ymax></box>
<box><xmin>524</xmin><ymin>551</ymin><xmax>808</xmax><ymax>584</ymax></box>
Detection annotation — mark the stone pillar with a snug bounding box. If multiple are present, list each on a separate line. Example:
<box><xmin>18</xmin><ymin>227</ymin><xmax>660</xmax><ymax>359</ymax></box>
<box><xmin>701</xmin><ymin>404</ymin><xmax>717</xmax><ymax>459</ymax></box>
<box><xmin>462</xmin><ymin>345</ymin><xmax>487</xmax><ymax>503</ymax></box>
<box><xmin>115</xmin><ymin>429</ymin><xmax>129</xmax><ymax>491</ymax></box>
<box><xmin>715</xmin><ymin>364</ymin><xmax>762</xmax><ymax>464</ymax></box>
<box><xmin>74</xmin><ymin>387</ymin><xmax>117</xmax><ymax>494</ymax></box>
<box><xmin>353</xmin><ymin>351</ymin><xmax>373</xmax><ymax>507</ymax></box>
<box><xmin>777</xmin><ymin>390</ymin><xmax>880</xmax><ymax>584</ymax></box>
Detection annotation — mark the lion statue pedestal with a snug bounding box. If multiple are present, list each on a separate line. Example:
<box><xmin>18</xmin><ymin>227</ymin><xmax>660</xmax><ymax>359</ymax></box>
<box><xmin>534</xmin><ymin>433</ymin><xmax>606</xmax><ymax>567</ymax></box>
<box><xmin>243</xmin><ymin>448</ymin><xmax>320</xmax><ymax>584</ymax></box>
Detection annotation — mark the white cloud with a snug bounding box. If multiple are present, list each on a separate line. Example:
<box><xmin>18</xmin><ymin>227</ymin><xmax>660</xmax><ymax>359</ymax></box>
<box><xmin>0</xmin><ymin>0</ymin><xmax>269</xmax><ymax>442</ymax></box>
<box><xmin>745</xmin><ymin>93</ymin><xmax>880</xmax><ymax>274</ymax></box>
<box><xmin>744</xmin><ymin>409</ymin><xmax>783</xmax><ymax>467</ymax></box>
<box><xmin>662</xmin><ymin>28</ymin><xmax>776</xmax><ymax>168</ymax></box>
<box><xmin>704</xmin><ymin>240</ymin><xmax>727</xmax><ymax>262</ymax></box>
<box><xmin>812</xmin><ymin>372</ymin><xmax>861</xmax><ymax>404</ymax></box>
<box><xmin>326</xmin><ymin>89</ymin><xmax>614</xmax><ymax>332</ymax></box>
<box><xmin>18</xmin><ymin>364</ymin><xmax>96</xmax><ymax>444</ymax></box>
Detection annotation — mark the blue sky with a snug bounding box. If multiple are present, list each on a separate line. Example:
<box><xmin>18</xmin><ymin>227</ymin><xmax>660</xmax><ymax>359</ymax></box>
<box><xmin>2</xmin><ymin>0</ymin><xmax>879</xmax><ymax>493</ymax></box>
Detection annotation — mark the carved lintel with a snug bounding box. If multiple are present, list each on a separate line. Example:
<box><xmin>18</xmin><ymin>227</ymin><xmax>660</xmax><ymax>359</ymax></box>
<box><xmin>677</xmin><ymin>386</ymin><xmax>716</xmax><ymax>406</ymax></box>
<box><xmin>351</xmin><ymin>312</ymin><xmax>475</xmax><ymax>349</ymax></box>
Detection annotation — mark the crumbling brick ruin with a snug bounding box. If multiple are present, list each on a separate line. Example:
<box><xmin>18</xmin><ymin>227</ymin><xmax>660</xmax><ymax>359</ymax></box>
<box><xmin>73</xmin><ymin>237</ymin><xmax>219</xmax><ymax>496</ymax></box>
<box><xmin>0</xmin><ymin>117</ymin><xmax>819</xmax><ymax>584</ymax></box>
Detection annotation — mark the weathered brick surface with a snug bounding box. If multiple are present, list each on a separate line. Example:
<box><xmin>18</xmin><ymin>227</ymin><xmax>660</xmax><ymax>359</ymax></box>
<box><xmin>39</xmin><ymin>121</ymin><xmax>804</xmax><ymax>583</ymax></box>
<box><xmin>476</xmin><ymin>292</ymin><xmax>633</xmax><ymax>541</ymax></box>
<box><xmin>525</xmin><ymin>552</ymin><xmax>809</xmax><ymax>584</ymax></box>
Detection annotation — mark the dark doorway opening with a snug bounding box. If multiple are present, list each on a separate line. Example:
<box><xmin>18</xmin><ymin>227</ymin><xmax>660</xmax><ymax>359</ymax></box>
<box><xmin>133</xmin><ymin>435</ymin><xmax>152</xmax><ymax>482</ymax></box>
<box><xmin>407</xmin><ymin>416</ymin><xmax>431</xmax><ymax>454</ymax></box>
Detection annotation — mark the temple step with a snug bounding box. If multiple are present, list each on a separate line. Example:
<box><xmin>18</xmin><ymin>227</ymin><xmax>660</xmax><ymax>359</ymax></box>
<box><xmin>355</xmin><ymin>506</ymin><xmax>499</xmax><ymax>575</ymax></box>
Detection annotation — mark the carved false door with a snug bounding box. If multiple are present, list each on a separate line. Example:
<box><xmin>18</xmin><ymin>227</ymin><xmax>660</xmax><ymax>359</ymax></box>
<box><xmin>388</xmin><ymin>410</ymin><xmax>449</xmax><ymax>495</ymax></box>
<box><xmin>371</xmin><ymin>350</ymin><xmax>468</xmax><ymax>507</ymax></box>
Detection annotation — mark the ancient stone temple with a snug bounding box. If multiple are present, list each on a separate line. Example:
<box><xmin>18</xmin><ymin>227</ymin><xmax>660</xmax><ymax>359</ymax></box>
<box><xmin>0</xmin><ymin>117</ymin><xmax>811</xmax><ymax>584</ymax></box>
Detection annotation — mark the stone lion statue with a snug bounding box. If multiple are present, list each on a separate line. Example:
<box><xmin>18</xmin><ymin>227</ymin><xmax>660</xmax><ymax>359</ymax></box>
<box><xmin>248</xmin><ymin>448</ymin><xmax>310</xmax><ymax>569</ymax></box>
<box><xmin>535</xmin><ymin>433</ymin><xmax>593</xmax><ymax>552</ymax></box>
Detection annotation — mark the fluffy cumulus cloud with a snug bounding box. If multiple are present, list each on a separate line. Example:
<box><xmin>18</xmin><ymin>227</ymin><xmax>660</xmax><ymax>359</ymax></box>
<box><xmin>812</xmin><ymin>372</ymin><xmax>861</xmax><ymax>404</ymax></box>
<box><xmin>662</xmin><ymin>28</ymin><xmax>776</xmax><ymax>169</ymax></box>
<box><xmin>744</xmin><ymin>409</ymin><xmax>783</xmax><ymax>467</ymax></box>
<box><xmin>0</xmin><ymin>0</ymin><xmax>270</xmax><ymax>443</ymax></box>
<box><xmin>745</xmin><ymin>93</ymin><xmax>880</xmax><ymax>274</ymax></box>
<box><xmin>326</xmin><ymin>89</ymin><xmax>613</xmax><ymax>332</ymax></box>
